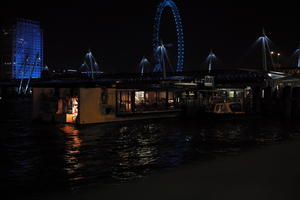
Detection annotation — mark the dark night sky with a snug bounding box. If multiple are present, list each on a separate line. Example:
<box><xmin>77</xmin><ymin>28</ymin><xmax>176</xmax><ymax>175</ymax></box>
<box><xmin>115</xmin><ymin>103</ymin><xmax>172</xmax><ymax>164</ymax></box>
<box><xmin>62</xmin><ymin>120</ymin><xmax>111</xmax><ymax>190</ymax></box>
<box><xmin>1</xmin><ymin>0</ymin><xmax>299</xmax><ymax>73</ymax></box>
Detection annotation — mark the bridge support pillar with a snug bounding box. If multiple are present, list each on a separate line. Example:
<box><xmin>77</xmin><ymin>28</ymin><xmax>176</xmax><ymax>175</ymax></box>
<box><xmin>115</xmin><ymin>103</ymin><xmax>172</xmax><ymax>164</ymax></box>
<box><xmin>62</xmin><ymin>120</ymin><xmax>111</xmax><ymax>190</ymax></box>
<box><xmin>292</xmin><ymin>87</ymin><xmax>300</xmax><ymax>121</ymax></box>
<box><xmin>252</xmin><ymin>86</ymin><xmax>262</xmax><ymax>113</ymax></box>
<box><xmin>282</xmin><ymin>86</ymin><xmax>292</xmax><ymax>120</ymax></box>
<box><xmin>272</xmin><ymin>87</ymin><xmax>280</xmax><ymax>116</ymax></box>
<box><xmin>262</xmin><ymin>86</ymin><xmax>272</xmax><ymax>115</ymax></box>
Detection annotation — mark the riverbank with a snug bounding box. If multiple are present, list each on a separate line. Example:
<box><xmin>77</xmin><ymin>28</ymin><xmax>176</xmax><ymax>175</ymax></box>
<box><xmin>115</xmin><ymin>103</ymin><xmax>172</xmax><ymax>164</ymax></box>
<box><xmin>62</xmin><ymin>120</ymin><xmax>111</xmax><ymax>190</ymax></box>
<box><xmin>47</xmin><ymin>136</ymin><xmax>300</xmax><ymax>200</ymax></box>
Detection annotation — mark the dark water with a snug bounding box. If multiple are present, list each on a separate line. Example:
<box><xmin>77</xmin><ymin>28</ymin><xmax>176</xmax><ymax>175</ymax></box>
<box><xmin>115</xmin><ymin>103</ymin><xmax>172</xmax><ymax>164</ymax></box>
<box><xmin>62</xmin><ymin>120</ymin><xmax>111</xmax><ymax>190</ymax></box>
<box><xmin>1</xmin><ymin>98</ymin><xmax>300</xmax><ymax>198</ymax></box>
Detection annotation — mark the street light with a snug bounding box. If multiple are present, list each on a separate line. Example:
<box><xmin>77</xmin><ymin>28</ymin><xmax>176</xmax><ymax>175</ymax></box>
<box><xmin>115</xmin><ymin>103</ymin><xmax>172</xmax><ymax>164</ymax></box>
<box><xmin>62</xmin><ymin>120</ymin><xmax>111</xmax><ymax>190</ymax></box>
<box><xmin>270</xmin><ymin>51</ymin><xmax>281</xmax><ymax>67</ymax></box>
<box><xmin>277</xmin><ymin>53</ymin><xmax>281</xmax><ymax>66</ymax></box>
<box><xmin>270</xmin><ymin>51</ymin><xmax>275</xmax><ymax>68</ymax></box>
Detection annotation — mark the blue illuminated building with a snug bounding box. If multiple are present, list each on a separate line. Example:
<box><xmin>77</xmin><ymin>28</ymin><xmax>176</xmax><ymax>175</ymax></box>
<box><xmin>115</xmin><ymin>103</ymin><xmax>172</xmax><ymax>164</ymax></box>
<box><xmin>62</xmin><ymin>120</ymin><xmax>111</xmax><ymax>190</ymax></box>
<box><xmin>0</xmin><ymin>19</ymin><xmax>43</xmax><ymax>80</ymax></box>
<box><xmin>12</xmin><ymin>19</ymin><xmax>43</xmax><ymax>79</ymax></box>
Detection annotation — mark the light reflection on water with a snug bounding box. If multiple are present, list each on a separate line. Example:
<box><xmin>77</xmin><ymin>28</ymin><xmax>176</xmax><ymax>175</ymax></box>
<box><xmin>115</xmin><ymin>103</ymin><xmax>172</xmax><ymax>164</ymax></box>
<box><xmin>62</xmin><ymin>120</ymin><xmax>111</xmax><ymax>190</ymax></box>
<box><xmin>1</xmin><ymin>115</ymin><xmax>300</xmax><ymax>198</ymax></box>
<box><xmin>61</xmin><ymin>125</ymin><xmax>83</xmax><ymax>177</ymax></box>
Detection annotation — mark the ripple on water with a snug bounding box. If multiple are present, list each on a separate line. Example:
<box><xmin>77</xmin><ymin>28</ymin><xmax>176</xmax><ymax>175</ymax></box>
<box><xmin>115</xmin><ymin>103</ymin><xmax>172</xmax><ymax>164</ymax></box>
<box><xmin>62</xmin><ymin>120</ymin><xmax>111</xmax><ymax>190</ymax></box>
<box><xmin>1</xmin><ymin>116</ymin><xmax>300</xmax><ymax>198</ymax></box>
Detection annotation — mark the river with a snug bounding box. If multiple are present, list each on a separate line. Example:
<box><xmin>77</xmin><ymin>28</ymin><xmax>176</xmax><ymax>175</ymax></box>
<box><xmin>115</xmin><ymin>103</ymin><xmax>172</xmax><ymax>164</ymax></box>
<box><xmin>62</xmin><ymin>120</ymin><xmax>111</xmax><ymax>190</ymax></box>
<box><xmin>0</xmin><ymin>98</ymin><xmax>299</xmax><ymax>199</ymax></box>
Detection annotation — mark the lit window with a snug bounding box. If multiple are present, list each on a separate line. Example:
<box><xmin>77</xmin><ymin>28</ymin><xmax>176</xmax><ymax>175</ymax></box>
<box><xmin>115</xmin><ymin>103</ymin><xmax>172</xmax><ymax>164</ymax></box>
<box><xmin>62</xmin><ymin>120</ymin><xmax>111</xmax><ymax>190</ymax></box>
<box><xmin>228</xmin><ymin>91</ymin><xmax>235</xmax><ymax>98</ymax></box>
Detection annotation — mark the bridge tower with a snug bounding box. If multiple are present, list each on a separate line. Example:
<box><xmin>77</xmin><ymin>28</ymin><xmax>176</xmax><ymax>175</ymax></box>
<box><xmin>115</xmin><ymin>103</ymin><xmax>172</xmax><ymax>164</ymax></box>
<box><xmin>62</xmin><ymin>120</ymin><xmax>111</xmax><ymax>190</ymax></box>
<box><xmin>139</xmin><ymin>56</ymin><xmax>150</xmax><ymax>76</ymax></box>
<box><xmin>206</xmin><ymin>49</ymin><xmax>217</xmax><ymax>73</ymax></box>
<box><xmin>156</xmin><ymin>43</ymin><xmax>173</xmax><ymax>79</ymax></box>
<box><xmin>24</xmin><ymin>55</ymin><xmax>41</xmax><ymax>94</ymax></box>
<box><xmin>261</xmin><ymin>29</ymin><xmax>268</xmax><ymax>71</ymax></box>
<box><xmin>81</xmin><ymin>50</ymin><xmax>101</xmax><ymax>80</ymax></box>
<box><xmin>256</xmin><ymin>28</ymin><xmax>275</xmax><ymax>71</ymax></box>
<box><xmin>17</xmin><ymin>56</ymin><xmax>29</xmax><ymax>94</ymax></box>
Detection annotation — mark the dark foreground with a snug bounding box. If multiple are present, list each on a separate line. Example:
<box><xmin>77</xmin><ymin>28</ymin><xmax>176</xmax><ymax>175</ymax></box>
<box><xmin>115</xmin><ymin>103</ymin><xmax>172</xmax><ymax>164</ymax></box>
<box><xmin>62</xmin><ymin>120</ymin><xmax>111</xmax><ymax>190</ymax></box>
<box><xmin>49</xmin><ymin>136</ymin><xmax>300</xmax><ymax>200</ymax></box>
<box><xmin>1</xmin><ymin>98</ymin><xmax>300</xmax><ymax>199</ymax></box>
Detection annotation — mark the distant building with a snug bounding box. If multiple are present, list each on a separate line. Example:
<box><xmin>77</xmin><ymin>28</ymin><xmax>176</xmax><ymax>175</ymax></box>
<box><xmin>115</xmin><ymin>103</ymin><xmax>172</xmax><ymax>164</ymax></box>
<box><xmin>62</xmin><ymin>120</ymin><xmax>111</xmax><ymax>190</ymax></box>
<box><xmin>0</xmin><ymin>19</ymin><xmax>43</xmax><ymax>80</ymax></box>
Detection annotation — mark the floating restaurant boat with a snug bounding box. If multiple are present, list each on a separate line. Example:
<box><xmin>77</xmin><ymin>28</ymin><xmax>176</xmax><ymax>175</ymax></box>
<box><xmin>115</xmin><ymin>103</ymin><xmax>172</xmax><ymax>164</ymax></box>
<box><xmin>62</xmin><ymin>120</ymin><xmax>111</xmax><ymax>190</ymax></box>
<box><xmin>32</xmin><ymin>80</ymin><xmax>187</xmax><ymax>124</ymax></box>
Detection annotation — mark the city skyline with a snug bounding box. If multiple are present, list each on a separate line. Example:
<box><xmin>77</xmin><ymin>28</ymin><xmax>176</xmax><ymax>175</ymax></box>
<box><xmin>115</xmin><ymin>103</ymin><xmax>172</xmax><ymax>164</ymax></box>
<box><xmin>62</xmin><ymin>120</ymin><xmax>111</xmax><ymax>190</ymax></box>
<box><xmin>2</xmin><ymin>2</ymin><xmax>300</xmax><ymax>200</ymax></box>
<box><xmin>1</xmin><ymin>0</ymin><xmax>299</xmax><ymax>73</ymax></box>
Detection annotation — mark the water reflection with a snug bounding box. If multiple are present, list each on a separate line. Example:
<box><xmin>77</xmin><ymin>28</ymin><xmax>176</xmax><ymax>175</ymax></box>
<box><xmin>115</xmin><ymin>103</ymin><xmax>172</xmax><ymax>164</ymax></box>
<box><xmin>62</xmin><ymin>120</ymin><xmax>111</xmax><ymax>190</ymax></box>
<box><xmin>3</xmin><ymin>116</ymin><xmax>300</xmax><ymax>198</ymax></box>
<box><xmin>111</xmin><ymin>124</ymin><xmax>161</xmax><ymax>181</ymax></box>
<box><xmin>60</xmin><ymin>125</ymin><xmax>83</xmax><ymax>181</ymax></box>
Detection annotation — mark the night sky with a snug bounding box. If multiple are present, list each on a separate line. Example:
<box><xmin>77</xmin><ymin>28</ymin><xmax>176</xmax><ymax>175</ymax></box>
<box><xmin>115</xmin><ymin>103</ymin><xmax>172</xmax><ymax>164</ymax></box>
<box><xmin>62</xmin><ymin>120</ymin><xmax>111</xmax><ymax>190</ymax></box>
<box><xmin>1</xmin><ymin>0</ymin><xmax>299</xmax><ymax>73</ymax></box>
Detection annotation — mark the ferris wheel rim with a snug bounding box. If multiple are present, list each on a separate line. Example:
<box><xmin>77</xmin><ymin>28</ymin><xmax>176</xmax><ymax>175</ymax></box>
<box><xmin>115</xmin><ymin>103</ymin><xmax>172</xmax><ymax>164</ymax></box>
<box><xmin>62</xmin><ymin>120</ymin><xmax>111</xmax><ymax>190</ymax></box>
<box><xmin>153</xmin><ymin>0</ymin><xmax>184</xmax><ymax>73</ymax></box>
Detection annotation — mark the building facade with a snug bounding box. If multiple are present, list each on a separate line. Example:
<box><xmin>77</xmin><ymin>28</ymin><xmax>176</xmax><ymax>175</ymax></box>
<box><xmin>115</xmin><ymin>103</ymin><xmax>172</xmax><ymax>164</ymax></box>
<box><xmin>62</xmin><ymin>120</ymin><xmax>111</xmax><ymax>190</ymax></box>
<box><xmin>0</xmin><ymin>19</ymin><xmax>43</xmax><ymax>80</ymax></box>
